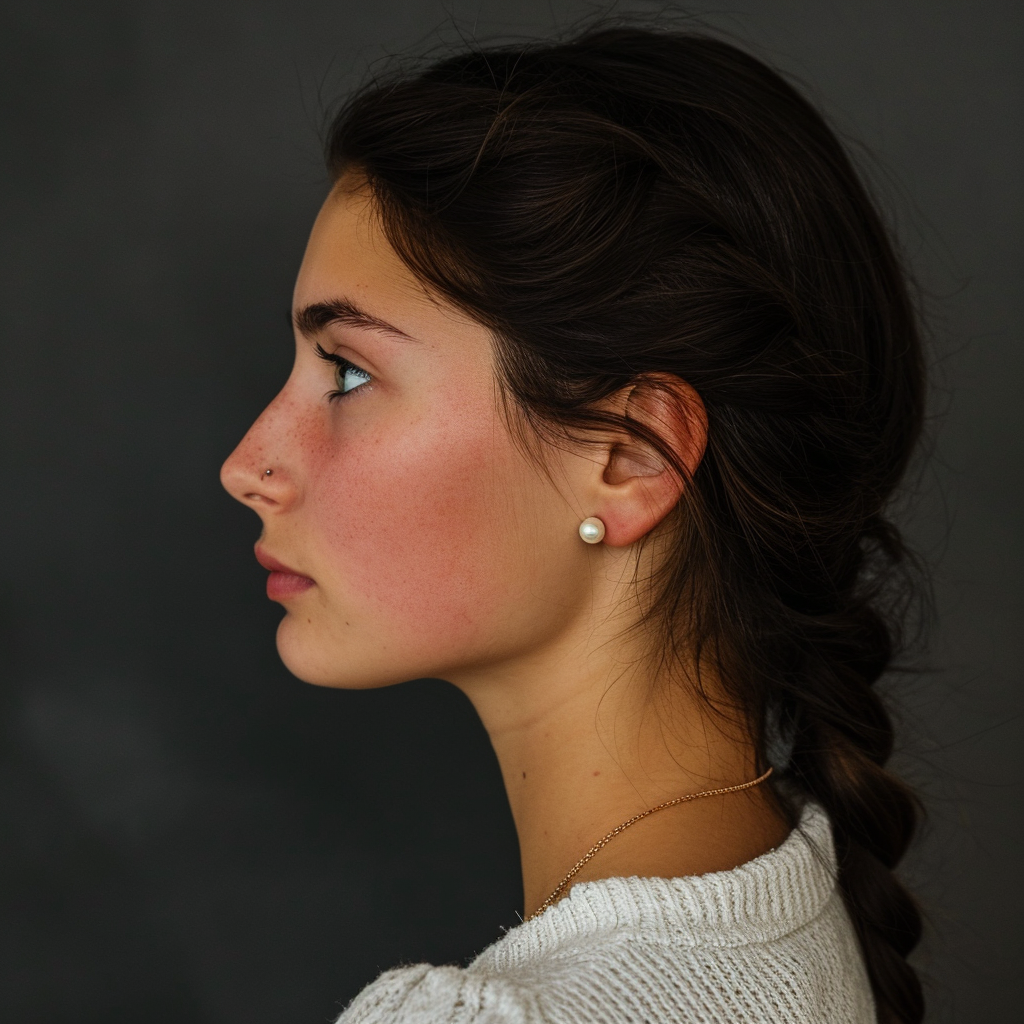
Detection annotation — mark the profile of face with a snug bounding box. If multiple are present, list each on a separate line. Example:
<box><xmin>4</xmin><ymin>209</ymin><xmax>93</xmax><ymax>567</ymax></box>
<box><xmin>221</xmin><ymin>179</ymin><xmax>625</xmax><ymax>691</ymax></box>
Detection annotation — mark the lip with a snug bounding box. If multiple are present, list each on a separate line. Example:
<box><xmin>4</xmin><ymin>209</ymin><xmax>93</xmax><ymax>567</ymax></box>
<box><xmin>254</xmin><ymin>545</ymin><xmax>315</xmax><ymax>602</ymax></box>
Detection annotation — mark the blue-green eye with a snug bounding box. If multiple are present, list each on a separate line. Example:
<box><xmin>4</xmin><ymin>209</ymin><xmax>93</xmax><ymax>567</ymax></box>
<box><xmin>336</xmin><ymin>362</ymin><xmax>371</xmax><ymax>395</ymax></box>
<box><xmin>315</xmin><ymin>342</ymin><xmax>372</xmax><ymax>402</ymax></box>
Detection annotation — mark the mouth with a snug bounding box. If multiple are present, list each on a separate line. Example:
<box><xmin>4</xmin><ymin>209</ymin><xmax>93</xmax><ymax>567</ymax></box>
<box><xmin>254</xmin><ymin>545</ymin><xmax>315</xmax><ymax>602</ymax></box>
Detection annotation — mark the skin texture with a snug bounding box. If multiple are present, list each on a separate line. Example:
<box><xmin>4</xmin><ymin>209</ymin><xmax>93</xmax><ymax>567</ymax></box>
<box><xmin>221</xmin><ymin>177</ymin><xmax>790</xmax><ymax>917</ymax></box>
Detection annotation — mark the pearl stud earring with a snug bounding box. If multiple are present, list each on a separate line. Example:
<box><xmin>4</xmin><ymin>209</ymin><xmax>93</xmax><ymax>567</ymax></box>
<box><xmin>579</xmin><ymin>517</ymin><xmax>606</xmax><ymax>544</ymax></box>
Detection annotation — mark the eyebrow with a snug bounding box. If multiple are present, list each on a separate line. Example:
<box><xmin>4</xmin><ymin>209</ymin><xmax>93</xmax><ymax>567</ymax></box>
<box><xmin>292</xmin><ymin>298</ymin><xmax>419</xmax><ymax>344</ymax></box>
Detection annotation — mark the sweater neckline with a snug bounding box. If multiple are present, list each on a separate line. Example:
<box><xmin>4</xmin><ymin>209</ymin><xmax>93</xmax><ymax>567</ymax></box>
<box><xmin>473</xmin><ymin>801</ymin><xmax>836</xmax><ymax>969</ymax></box>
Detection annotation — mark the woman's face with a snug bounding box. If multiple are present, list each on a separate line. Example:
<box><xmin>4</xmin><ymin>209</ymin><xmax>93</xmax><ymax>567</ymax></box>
<box><xmin>221</xmin><ymin>180</ymin><xmax>594</xmax><ymax>688</ymax></box>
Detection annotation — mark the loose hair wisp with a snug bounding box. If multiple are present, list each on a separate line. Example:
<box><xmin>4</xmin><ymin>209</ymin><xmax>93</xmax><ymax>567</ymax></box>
<box><xmin>327</xmin><ymin>27</ymin><xmax>926</xmax><ymax>1024</ymax></box>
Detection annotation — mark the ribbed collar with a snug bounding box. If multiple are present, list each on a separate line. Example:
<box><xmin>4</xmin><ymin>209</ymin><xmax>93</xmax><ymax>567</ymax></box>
<box><xmin>473</xmin><ymin>802</ymin><xmax>837</xmax><ymax>971</ymax></box>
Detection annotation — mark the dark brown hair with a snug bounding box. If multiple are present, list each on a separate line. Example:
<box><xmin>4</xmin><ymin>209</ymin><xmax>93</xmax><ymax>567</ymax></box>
<box><xmin>327</xmin><ymin>25</ymin><xmax>926</xmax><ymax>1023</ymax></box>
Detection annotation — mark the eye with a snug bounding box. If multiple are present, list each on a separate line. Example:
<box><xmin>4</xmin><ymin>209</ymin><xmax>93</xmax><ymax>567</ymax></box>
<box><xmin>335</xmin><ymin>362</ymin><xmax>372</xmax><ymax>396</ymax></box>
<box><xmin>315</xmin><ymin>342</ymin><xmax>373</xmax><ymax>402</ymax></box>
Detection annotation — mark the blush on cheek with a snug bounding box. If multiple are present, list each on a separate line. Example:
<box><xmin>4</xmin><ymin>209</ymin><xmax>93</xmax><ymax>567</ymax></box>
<box><xmin>310</xmin><ymin>413</ymin><xmax>517</xmax><ymax>659</ymax></box>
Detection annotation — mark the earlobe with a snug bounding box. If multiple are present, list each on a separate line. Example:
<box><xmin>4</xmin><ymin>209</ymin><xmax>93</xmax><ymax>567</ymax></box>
<box><xmin>593</xmin><ymin>375</ymin><xmax>707</xmax><ymax>548</ymax></box>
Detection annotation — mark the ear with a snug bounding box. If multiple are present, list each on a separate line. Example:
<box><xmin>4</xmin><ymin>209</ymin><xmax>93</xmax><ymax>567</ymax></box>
<box><xmin>588</xmin><ymin>374</ymin><xmax>707</xmax><ymax>548</ymax></box>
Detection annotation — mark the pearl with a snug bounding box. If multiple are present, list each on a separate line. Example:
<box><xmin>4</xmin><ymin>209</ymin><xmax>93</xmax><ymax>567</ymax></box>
<box><xmin>579</xmin><ymin>517</ymin><xmax>606</xmax><ymax>544</ymax></box>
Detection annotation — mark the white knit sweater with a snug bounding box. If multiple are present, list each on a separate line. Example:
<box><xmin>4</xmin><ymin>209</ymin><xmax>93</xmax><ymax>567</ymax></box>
<box><xmin>336</xmin><ymin>802</ymin><xmax>875</xmax><ymax>1023</ymax></box>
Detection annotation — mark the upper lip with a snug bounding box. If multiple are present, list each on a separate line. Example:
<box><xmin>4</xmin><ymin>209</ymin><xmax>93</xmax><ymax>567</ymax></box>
<box><xmin>254</xmin><ymin>546</ymin><xmax>310</xmax><ymax>577</ymax></box>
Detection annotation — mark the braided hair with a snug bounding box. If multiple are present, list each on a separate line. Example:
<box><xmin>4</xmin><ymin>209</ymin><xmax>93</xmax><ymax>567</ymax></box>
<box><xmin>328</xmin><ymin>26</ymin><xmax>926</xmax><ymax>1022</ymax></box>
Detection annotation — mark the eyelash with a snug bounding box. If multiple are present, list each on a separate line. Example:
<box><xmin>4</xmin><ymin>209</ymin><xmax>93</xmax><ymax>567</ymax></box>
<box><xmin>314</xmin><ymin>342</ymin><xmax>373</xmax><ymax>403</ymax></box>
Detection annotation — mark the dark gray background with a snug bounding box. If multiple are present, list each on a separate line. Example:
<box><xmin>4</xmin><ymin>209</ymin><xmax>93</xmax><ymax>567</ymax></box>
<box><xmin>1</xmin><ymin>2</ymin><xmax>1020</xmax><ymax>1021</ymax></box>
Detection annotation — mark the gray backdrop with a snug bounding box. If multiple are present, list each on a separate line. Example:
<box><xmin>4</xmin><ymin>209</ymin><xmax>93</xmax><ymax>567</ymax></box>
<box><xmin>2</xmin><ymin>1</ymin><xmax>1020</xmax><ymax>1021</ymax></box>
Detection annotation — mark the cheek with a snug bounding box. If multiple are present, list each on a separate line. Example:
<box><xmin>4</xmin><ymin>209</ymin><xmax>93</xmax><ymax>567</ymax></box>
<box><xmin>307</xmin><ymin>404</ymin><xmax>527</xmax><ymax>652</ymax></box>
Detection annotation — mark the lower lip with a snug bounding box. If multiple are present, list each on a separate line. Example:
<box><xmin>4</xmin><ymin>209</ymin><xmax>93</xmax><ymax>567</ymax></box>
<box><xmin>266</xmin><ymin>571</ymin><xmax>315</xmax><ymax>602</ymax></box>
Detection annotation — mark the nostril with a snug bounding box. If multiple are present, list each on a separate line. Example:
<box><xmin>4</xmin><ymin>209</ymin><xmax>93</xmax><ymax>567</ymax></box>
<box><xmin>243</xmin><ymin>490</ymin><xmax>278</xmax><ymax>505</ymax></box>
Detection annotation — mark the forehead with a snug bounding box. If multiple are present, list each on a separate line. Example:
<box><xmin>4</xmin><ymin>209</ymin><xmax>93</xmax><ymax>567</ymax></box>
<box><xmin>294</xmin><ymin>181</ymin><xmax>467</xmax><ymax>344</ymax></box>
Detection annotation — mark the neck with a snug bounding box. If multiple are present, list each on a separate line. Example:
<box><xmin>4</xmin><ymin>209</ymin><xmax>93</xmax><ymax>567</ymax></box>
<box><xmin>452</xmin><ymin>643</ymin><xmax>785</xmax><ymax>918</ymax></box>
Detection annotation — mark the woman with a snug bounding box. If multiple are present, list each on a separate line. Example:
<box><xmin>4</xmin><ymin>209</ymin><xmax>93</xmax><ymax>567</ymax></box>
<box><xmin>221</xmin><ymin>25</ymin><xmax>925</xmax><ymax>1024</ymax></box>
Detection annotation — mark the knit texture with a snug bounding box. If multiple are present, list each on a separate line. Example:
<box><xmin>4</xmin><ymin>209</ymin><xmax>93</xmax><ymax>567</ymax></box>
<box><xmin>336</xmin><ymin>802</ymin><xmax>875</xmax><ymax>1023</ymax></box>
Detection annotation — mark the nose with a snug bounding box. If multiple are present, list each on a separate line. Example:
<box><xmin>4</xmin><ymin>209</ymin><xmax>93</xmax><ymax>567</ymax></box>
<box><xmin>220</xmin><ymin>397</ymin><xmax>298</xmax><ymax>513</ymax></box>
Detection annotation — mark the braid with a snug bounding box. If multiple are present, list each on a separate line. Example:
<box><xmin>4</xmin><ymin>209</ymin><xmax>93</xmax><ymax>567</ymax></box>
<box><xmin>690</xmin><ymin>431</ymin><xmax>927</xmax><ymax>1023</ymax></box>
<box><xmin>783</xmin><ymin>589</ymin><xmax>924</xmax><ymax>1024</ymax></box>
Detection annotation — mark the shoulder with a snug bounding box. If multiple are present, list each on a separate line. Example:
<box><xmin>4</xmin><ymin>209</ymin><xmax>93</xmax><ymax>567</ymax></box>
<box><xmin>336</xmin><ymin>895</ymin><xmax>870</xmax><ymax>1024</ymax></box>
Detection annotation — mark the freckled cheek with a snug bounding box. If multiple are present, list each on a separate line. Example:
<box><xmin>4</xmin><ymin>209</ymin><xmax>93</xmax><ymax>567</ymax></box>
<box><xmin>307</xmin><ymin>417</ymin><xmax>519</xmax><ymax>644</ymax></box>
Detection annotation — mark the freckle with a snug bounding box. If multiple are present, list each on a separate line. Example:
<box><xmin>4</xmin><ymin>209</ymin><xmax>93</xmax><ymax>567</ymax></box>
<box><xmin>592</xmin><ymin>770</ymin><xmax>601</xmax><ymax>776</ymax></box>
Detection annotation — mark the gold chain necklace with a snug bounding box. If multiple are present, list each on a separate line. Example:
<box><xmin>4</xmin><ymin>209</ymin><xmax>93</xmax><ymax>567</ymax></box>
<box><xmin>526</xmin><ymin>766</ymin><xmax>774</xmax><ymax>921</ymax></box>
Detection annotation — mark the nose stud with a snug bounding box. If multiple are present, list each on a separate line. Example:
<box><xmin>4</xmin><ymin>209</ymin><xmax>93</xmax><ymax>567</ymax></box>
<box><xmin>579</xmin><ymin>517</ymin><xmax>606</xmax><ymax>544</ymax></box>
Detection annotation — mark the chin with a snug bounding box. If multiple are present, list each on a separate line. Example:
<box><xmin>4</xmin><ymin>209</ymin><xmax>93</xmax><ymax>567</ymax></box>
<box><xmin>274</xmin><ymin>615</ymin><xmax>414</xmax><ymax>690</ymax></box>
